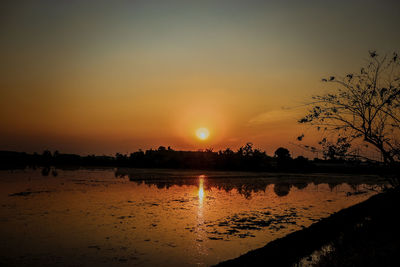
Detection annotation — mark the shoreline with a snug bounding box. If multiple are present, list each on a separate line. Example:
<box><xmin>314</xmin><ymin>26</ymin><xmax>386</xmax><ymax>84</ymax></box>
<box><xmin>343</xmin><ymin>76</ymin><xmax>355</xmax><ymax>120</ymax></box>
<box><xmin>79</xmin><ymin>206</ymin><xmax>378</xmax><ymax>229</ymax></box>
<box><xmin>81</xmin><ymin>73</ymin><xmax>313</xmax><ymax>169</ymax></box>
<box><xmin>214</xmin><ymin>188</ymin><xmax>400</xmax><ymax>267</ymax></box>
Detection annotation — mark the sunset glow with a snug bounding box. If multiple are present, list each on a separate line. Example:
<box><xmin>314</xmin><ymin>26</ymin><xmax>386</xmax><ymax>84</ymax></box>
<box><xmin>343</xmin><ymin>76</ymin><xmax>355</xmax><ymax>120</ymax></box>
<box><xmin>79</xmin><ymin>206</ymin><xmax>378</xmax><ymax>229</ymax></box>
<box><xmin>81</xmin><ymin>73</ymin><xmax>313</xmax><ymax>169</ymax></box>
<box><xmin>0</xmin><ymin>1</ymin><xmax>399</xmax><ymax>156</ymax></box>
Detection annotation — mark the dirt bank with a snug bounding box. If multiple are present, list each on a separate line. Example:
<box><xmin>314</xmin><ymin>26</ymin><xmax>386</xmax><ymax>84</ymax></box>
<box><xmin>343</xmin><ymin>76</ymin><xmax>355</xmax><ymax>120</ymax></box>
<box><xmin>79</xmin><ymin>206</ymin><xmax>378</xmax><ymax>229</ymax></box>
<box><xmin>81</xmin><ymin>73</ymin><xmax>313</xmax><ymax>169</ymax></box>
<box><xmin>215</xmin><ymin>188</ymin><xmax>400</xmax><ymax>267</ymax></box>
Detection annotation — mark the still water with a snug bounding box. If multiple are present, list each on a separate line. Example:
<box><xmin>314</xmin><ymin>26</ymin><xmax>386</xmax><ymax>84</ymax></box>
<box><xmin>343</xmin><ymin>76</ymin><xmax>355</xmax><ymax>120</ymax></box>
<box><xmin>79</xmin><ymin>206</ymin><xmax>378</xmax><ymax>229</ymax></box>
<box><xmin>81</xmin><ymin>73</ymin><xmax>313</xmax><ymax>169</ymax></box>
<box><xmin>0</xmin><ymin>168</ymin><xmax>387</xmax><ymax>266</ymax></box>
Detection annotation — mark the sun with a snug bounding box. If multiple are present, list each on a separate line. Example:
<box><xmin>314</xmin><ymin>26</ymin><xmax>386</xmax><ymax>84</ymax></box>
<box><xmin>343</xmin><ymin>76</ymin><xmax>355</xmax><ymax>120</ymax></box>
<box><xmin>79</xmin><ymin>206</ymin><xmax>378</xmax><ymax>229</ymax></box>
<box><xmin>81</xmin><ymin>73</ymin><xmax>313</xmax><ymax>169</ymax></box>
<box><xmin>196</xmin><ymin>128</ymin><xmax>210</xmax><ymax>140</ymax></box>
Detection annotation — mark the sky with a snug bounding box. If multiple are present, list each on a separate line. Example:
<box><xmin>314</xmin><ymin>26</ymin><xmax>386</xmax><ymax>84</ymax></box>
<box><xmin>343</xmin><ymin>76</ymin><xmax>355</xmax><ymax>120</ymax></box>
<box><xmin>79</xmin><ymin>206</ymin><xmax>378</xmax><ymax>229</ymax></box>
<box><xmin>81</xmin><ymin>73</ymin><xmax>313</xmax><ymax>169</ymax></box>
<box><xmin>1</xmin><ymin>0</ymin><xmax>400</xmax><ymax>156</ymax></box>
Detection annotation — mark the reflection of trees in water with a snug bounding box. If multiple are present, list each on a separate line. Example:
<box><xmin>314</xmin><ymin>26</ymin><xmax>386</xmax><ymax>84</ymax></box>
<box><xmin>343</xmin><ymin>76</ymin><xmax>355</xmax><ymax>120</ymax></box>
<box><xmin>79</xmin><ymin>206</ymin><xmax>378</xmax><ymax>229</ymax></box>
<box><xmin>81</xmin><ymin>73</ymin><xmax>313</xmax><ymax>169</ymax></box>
<box><xmin>113</xmin><ymin>169</ymin><xmax>387</xmax><ymax>198</ymax></box>
<box><xmin>41</xmin><ymin>167</ymin><xmax>50</xmax><ymax>176</ymax></box>
<box><xmin>127</xmin><ymin>175</ymin><xmax>271</xmax><ymax>199</ymax></box>
<box><xmin>293</xmin><ymin>183</ymin><xmax>308</xmax><ymax>190</ymax></box>
<box><xmin>274</xmin><ymin>183</ymin><xmax>292</xmax><ymax>197</ymax></box>
<box><xmin>120</xmin><ymin>174</ymin><xmax>309</xmax><ymax>198</ymax></box>
<box><xmin>132</xmin><ymin>177</ymin><xmax>307</xmax><ymax>198</ymax></box>
<box><xmin>41</xmin><ymin>167</ymin><xmax>58</xmax><ymax>177</ymax></box>
<box><xmin>328</xmin><ymin>182</ymin><xmax>341</xmax><ymax>191</ymax></box>
<box><xmin>348</xmin><ymin>182</ymin><xmax>361</xmax><ymax>192</ymax></box>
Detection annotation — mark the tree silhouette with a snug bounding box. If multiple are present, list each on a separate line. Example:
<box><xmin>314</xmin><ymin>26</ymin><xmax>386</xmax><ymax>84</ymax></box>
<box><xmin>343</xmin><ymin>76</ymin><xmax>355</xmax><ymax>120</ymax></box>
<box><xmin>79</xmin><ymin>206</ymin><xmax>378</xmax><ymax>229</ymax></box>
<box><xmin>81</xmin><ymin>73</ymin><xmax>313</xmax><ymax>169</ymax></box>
<box><xmin>274</xmin><ymin>147</ymin><xmax>291</xmax><ymax>160</ymax></box>
<box><xmin>299</xmin><ymin>51</ymin><xmax>400</xmax><ymax>164</ymax></box>
<box><xmin>320</xmin><ymin>137</ymin><xmax>351</xmax><ymax>161</ymax></box>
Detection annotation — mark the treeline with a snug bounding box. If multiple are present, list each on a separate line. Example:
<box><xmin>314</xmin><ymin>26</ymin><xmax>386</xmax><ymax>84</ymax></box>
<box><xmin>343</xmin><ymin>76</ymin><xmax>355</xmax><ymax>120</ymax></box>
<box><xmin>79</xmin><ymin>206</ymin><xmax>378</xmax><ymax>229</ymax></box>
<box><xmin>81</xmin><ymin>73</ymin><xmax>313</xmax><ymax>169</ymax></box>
<box><xmin>0</xmin><ymin>143</ymin><xmax>394</xmax><ymax>173</ymax></box>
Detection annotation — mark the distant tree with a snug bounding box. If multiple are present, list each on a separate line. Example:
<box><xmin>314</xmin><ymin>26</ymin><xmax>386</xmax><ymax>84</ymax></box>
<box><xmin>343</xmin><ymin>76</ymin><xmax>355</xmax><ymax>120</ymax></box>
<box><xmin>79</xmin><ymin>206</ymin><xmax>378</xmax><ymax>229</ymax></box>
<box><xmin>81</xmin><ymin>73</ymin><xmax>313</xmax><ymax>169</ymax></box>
<box><xmin>299</xmin><ymin>51</ymin><xmax>400</xmax><ymax>165</ymax></box>
<box><xmin>243</xmin><ymin>143</ymin><xmax>254</xmax><ymax>156</ymax></box>
<box><xmin>42</xmin><ymin>149</ymin><xmax>52</xmax><ymax>165</ymax></box>
<box><xmin>42</xmin><ymin>149</ymin><xmax>52</xmax><ymax>159</ymax></box>
<box><xmin>115</xmin><ymin>153</ymin><xmax>128</xmax><ymax>162</ymax></box>
<box><xmin>274</xmin><ymin>147</ymin><xmax>291</xmax><ymax>160</ymax></box>
<box><xmin>219</xmin><ymin>148</ymin><xmax>234</xmax><ymax>156</ymax></box>
<box><xmin>294</xmin><ymin>155</ymin><xmax>308</xmax><ymax>161</ymax></box>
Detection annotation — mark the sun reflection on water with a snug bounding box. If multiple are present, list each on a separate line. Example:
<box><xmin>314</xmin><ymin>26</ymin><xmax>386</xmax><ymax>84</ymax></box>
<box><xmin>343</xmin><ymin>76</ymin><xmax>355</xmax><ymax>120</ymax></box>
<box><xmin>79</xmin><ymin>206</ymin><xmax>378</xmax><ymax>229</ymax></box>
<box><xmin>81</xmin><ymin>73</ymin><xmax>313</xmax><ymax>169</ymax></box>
<box><xmin>198</xmin><ymin>176</ymin><xmax>205</xmax><ymax>205</ymax></box>
<box><xmin>195</xmin><ymin>175</ymin><xmax>207</xmax><ymax>259</ymax></box>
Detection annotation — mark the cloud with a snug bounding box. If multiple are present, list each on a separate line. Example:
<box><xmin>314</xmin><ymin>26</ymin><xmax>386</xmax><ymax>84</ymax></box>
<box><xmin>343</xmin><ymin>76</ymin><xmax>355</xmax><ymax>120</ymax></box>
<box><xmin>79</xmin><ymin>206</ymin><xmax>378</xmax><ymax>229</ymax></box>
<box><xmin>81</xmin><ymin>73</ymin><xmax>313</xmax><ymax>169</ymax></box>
<box><xmin>247</xmin><ymin>108</ymin><xmax>299</xmax><ymax>126</ymax></box>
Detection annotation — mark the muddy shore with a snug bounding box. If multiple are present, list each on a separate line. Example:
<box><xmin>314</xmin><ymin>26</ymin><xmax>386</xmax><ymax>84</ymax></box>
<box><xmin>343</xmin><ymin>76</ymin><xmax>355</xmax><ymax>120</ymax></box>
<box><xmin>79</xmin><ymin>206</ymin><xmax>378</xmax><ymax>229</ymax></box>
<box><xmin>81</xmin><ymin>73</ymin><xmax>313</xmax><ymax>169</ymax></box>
<box><xmin>215</xmin><ymin>187</ymin><xmax>400</xmax><ymax>267</ymax></box>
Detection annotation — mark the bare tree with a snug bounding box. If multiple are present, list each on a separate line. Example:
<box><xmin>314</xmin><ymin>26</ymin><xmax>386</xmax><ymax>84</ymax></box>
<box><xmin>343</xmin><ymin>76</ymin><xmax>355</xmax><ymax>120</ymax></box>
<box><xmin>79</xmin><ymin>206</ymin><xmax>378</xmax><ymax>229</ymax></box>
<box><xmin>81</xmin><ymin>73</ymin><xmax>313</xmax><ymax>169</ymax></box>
<box><xmin>299</xmin><ymin>51</ymin><xmax>400</xmax><ymax>165</ymax></box>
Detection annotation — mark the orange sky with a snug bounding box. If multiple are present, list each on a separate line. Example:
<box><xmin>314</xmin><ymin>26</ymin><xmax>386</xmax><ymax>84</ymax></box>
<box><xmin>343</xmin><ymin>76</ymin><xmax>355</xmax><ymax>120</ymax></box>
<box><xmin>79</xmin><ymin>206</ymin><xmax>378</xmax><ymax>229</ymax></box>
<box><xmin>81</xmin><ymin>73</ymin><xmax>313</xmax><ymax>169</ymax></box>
<box><xmin>1</xmin><ymin>1</ymin><xmax>400</xmax><ymax>156</ymax></box>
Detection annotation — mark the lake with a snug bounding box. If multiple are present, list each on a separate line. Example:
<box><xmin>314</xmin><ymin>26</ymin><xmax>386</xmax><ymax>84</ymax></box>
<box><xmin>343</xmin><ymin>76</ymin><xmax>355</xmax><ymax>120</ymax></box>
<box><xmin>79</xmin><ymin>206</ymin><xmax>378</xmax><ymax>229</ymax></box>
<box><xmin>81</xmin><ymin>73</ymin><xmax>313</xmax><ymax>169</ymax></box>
<box><xmin>0</xmin><ymin>168</ymin><xmax>388</xmax><ymax>266</ymax></box>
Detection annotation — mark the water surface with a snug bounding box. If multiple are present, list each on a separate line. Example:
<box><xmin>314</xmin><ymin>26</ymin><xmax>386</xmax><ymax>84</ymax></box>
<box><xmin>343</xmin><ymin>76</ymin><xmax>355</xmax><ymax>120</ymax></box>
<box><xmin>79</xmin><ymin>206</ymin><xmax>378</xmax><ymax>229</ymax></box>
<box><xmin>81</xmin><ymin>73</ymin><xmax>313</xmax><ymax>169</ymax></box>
<box><xmin>0</xmin><ymin>168</ymin><xmax>387</xmax><ymax>266</ymax></box>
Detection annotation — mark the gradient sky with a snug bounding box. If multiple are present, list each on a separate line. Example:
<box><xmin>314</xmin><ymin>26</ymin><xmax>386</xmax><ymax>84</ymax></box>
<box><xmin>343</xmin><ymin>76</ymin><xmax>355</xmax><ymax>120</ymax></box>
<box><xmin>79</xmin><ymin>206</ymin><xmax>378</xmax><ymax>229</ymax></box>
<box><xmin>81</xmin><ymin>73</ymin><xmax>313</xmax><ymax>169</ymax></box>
<box><xmin>1</xmin><ymin>0</ymin><xmax>400</xmax><ymax>156</ymax></box>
